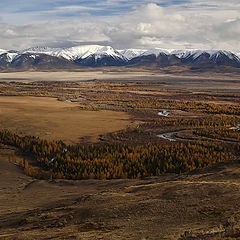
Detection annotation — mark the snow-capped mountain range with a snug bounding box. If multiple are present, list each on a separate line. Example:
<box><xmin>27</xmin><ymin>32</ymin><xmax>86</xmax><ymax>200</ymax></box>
<box><xmin>0</xmin><ymin>45</ymin><xmax>240</xmax><ymax>69</ymax></box>
<box><xmin>21</xmin><ymin>45</ymin><xmax>124</xmax><ymax>61</ymax></box>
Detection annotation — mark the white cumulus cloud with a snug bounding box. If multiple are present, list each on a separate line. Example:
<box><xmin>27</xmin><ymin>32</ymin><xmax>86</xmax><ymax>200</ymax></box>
<box><xmin>0</xmin><ymin>2</ymin><xmax>239</xmax><ymax>51</ymax></box>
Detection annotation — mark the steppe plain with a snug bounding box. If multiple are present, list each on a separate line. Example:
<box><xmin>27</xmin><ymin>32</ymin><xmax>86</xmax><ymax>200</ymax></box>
<box><xmin>0</xmin><ymin>70</ymin><xmax>240</xmax><ymax>240</ymax></box>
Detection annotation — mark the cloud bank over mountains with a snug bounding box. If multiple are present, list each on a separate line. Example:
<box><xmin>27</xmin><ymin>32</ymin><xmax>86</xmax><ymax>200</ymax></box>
<box><xmin>0</xmin><ymin>1</ymin><xmax>239</xmax><ymax>51</ymax></box>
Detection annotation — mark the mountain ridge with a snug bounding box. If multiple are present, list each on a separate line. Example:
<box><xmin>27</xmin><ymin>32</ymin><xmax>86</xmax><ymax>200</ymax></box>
<box><xmin>0</xmin><ymin>45</ymin><xmax>240</xmax><ymax>70</ymax></box>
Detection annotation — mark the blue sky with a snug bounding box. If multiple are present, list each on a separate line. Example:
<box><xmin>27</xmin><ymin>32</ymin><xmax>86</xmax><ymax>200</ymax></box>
<box><xmin>0</xmin><ymin>1</ymin><xmax>239</xmax><ymax>50</ymax></box>
<box><xmin>0</xmin><ymin>0</ymin><xmax>189</xmax><ymax>23</ymax></box>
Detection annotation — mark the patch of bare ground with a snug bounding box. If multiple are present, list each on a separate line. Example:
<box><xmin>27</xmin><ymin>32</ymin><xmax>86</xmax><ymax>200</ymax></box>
<box><xmin>1</xmin><ymin>151</ymin><xmax>240</xmax><ymax>239</ymax></box>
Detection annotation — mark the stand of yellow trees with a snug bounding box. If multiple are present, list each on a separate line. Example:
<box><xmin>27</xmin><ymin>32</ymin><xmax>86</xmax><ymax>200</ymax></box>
<box><xmin>0</xmin><ymin>130</ymin><xmax>232</xmax><ymax>180</ymax></box>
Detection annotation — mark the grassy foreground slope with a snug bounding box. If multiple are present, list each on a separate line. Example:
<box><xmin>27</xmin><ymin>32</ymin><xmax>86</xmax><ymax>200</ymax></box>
<box><xmin>1</xmin><ymin>148</ymin><xmax>240</xmax><ymax>239</ymax></box>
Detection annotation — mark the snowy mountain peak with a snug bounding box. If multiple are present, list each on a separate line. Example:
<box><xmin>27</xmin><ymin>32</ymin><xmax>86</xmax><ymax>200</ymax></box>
<box><xmin>21</xmin><ymin>46</ymin><xmax>62</xmax><ymax>60</ymax></box>
<box><xmin>6</xmin><ymin>52</ymin><xmax>18</xmax><ymax>62</ymax></box>
<box><xmin>170</xmin><ymin>49</ymin><xmax>205</xmax><ymax>60</ymax></box>
<box><xmin>208</xmin><ymin>50</ymin><xmax>238</xmax><ymax>61</ymax></box>
<box><xmin>22</xmin><ymin>45</ymin><xmax>126</xmax><ymax>61</ymax></box>
<box><xmin>0</xmin><ymin>49</ymin><xmax>18</xmax><ymax>63</ymax></box>
<box><xmin>141</xmin><ymin>48</ymin><xmax>171</xmax><ymax>57</ymax></box>
<box><xmin>58</xmin><ymin>45</ymin><xmax>125</xmax><ymax>60</ymax></box>
<box><xmin>118</xmin><ymin>49</ymin><xmax>147</xmax><ymax>60</ymax></box>
<box><xmin>169</xmin><ymin>49</ymin><xmax>239</xmax><ymax>61</ymax></box>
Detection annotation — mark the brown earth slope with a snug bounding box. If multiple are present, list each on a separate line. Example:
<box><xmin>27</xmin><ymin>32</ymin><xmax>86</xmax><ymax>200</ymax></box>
<box><xmin>1</xmin><ymin>153</ymin><xmax>240</xmax><ymax>240</ymax></box>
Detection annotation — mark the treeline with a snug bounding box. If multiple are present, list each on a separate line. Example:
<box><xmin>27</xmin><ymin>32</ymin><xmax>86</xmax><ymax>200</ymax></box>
<box><xmin>151</xmin><ymin>116</ymin><xmax>239</xmax><ymax>128</ymax></box>
<box><xmin>89</xmin><ymin>93</ymin><xmax>240</xmax><ymax>115</ymax></box>
<box><xmin>174</xmin><ymin>101</ymin><xmax>240</xmax><ymax>115</ymax></box>
<box><xmin>194</xmin><ymin>128</ymin><xmax>240</xmax><ymax>141</ymax></box>
<box><xmin>0</xmin><ymin>82</ymin><xmax>80</xmax><ymax>98</ymax></box>
<box><xmin>0</xmin><ymin>130</ymin><xmax>231</xmax><ymax>180</ymax></box>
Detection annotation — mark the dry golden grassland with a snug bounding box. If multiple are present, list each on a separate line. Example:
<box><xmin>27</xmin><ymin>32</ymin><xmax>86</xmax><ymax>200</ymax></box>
<box><xmin>0</xmin><ymin>96</ymin><xmax>132</xmax><ymax>144</ymax></box>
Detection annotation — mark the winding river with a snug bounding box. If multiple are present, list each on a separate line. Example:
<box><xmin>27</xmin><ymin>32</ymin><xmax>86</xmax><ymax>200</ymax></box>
<box><xmin>157</xmin><ymin>131</ymin><xmax>178</xmax><ymax>141</ymax></box>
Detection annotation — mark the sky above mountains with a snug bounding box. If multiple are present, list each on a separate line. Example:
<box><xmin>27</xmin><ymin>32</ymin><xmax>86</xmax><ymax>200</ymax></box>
<box><xmin>0</xmin><ymin>0</ymin><xmax>239</xmax><ymax>50</ymax></box>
